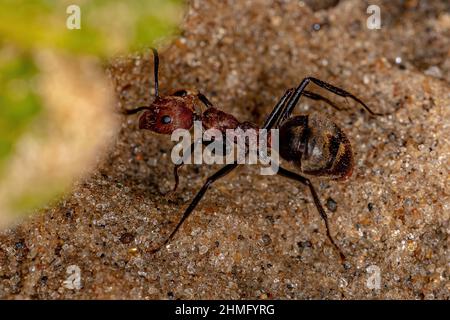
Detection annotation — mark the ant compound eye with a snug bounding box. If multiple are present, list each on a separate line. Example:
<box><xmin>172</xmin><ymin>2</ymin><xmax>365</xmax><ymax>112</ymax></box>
<box><xmin>161</xmin><ymin>115</ymin><xmax>172</xmax><ymax>124</ymax></box>
<box><xmin>173</xmin><ymin>90</ymin><xmax>187</xmax><ymax>97</ymax></box>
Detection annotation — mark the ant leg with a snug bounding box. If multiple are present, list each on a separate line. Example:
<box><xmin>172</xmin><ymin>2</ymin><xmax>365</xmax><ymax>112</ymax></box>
<box><xmin>150</xmin><ymin>163</ymin><xmax>238</xmax><ymax>253</ymax></box>
<box><xmin>277</xmin><ymin>166</ymin><xmax>346</xmax><ymax>262</ymax></box>
<box><xmin>165</xmin><ymin>139</ymin><xmax>214</xmax><ymax>198</ymax></box>
<box><xmin>164</xmin><ymin>163</ymin><xmax>184</xmax><ymax>200</ymax></box>
<box><xmin>263</xmin><ymin>88</ymin><xmax>294</xmax><ymax>129</ymax></box>
<box><xmin>281</xmin><ymin>77</ymin><xmax>383</xmax><ymax>122</ymax></box>
<box><xmin>151</xmin><ymin>48</ymin><xmax>160</xmax><ymax>98</ymax></box>
<box><xmin>266</xmin><ymin>77</ymin><xmax>310</xmax><ymax>128</ymax></box>
<box><xmin>273</xmin><ymin>90</ymin><xmax>346</xmax><ymax>126</ymax></box>
<box><xmin>164</xmin><ymin>140</ymin><xmax>200</xmax><ymax>199</ymax></box>
<box><xmin>303</xmin><ymin>90</ymin><xmax>345</xmax><ymax>112</ymax></box>
<box><xmin>307</xmin><ymin>77</ymin><xmax>384</xmax><ymax>115</ymax></box>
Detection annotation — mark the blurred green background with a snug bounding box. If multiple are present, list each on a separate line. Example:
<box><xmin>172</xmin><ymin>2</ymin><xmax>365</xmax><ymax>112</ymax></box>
<box><xmin>0</xmin><ymin>0</ymin><xmax>183</xmax><ymax>225</ymax></box>
<box><xmin>0</xmin><ymin>0</ymin><xmax>183</xmax><ymax>169</ymax></box>
<box><xmin>0</xmin><ymin>50</ymin><xmax>40</xmax><ymax>169</ymax></box>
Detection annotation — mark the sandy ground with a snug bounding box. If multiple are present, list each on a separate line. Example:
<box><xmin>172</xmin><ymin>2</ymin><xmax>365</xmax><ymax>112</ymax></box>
<box><xmin>1</xmin><ymin>0</ymin><xmax>449</xmax><ymax>299</ymax></box>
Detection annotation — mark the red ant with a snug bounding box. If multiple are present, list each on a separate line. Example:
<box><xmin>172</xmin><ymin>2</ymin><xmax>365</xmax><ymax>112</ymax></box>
<box><xmin>123</xmin><ymin>48</ymin><xmax>385</xmax><ymax>261</ymax></box>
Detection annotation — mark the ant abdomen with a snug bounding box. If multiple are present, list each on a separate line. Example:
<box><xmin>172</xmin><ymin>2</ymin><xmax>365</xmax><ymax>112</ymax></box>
<box><xmin>279</xmin><ymin>114</ymin><xmax>353</xmax><ymax>180</ymax></box>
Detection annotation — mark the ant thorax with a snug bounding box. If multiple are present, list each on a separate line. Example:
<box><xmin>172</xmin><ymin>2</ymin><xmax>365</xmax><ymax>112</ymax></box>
<box><xmin>201</xmin><ymin>107</ymin><xmax>240</xmax><ymax>132</ymax></box>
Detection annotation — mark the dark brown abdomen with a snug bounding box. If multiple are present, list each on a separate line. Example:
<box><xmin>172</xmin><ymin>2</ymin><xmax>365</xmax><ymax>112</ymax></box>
<box><xmin>279</xmin><ymin>114</ymin><xmax>353</xmax><ymax>180</ymax></box>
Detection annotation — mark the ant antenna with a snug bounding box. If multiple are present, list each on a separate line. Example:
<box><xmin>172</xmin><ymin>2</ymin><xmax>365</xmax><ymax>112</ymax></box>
<box><xmin>151</xmin><ymin>47</ymin><xmax>160</xmax><ymax>98</ymax></box>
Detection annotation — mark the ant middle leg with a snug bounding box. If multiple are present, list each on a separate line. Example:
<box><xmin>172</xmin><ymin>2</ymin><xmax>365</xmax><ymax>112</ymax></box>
<box><xmin>276</xmin><ymin>166</ymin><xmax>346</xmax><ymax>263</ymax></box>
<box><xmin>150</xmin><ymin>163</ymin><xmax>238</xmax><ymax>253</ymax></box>
<box><xmin>274</xmin><ymin>90</ymin><xmax>348</xmax><ymax>126</ymax></box>
<box><xmin>165</xmin><ymin>139</ymin><xmax>226</xmax><ymax>199</ymax></box>
<box><xmin>263</xmin><ymin>88</ymin><xmax>295</xmax><ymax>128</ymax></box>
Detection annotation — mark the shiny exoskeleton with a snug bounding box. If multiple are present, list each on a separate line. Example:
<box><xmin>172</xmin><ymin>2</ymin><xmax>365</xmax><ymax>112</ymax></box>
<box><xmin>123</xmin><ymin>48</ymin><xmax>385</xmax><ymax>263</ymax></box>
<box><xmin>279</xmin><ymin>114</ymin><xmax>353</xmax><ymax>180</ymax></box>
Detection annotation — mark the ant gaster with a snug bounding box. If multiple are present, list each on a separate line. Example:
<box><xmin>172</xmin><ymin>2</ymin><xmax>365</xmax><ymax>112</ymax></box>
<box><xmin>123</xmin><ymin>48</ymin><xmax>385</xmax><ymax>262</ymax></box>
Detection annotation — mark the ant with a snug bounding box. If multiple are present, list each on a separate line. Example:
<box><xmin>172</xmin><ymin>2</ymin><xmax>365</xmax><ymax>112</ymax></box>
<box><xmin>122</xmin><ymin>48</ymin><xmax>385</xmax><ymax>262</ymax></box>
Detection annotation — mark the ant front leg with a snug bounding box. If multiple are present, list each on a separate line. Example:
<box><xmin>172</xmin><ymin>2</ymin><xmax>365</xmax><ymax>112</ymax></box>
<box><xmin>165</xmin><ymin>139</ymin><xmax>212</xmax><ymax>199</ymax></box>
<box><xmin>164</xmin><ymin>162</ymin><xmax>184</xmax><ymax>200</ymax></box>
<box><xmin>262</xmin><ymin>88</ymin><xmax>348</xmax><ymax>129</ymax></box>
<box><xmin>151</xmin><ymin>163</ymin><xmax>238</xmax><ymax>253</ymax></box>
<box><xmin>197</xmin><ymin>92</ymin><xmax>213</xmax><ymax>108</ymax></box>
<box><xmin>276</xmin><ymin>166</ymin><xmax>346</xmax><ymax>263</ymax></box>
<box><xmin>164</xmin><ymin>140</ymin><xmax>199</xmax><ymax>199</ymax></box>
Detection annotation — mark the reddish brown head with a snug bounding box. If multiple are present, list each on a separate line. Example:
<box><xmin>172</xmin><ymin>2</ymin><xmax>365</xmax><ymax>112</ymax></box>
<box><xmin>138</xmin><ymin>90</ymin><xmax>198</xmax><ymax>135</ymax></box>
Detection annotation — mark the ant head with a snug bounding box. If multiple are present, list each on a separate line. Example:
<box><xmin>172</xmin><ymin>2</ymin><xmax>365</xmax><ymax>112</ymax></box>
<box><xmin>138</xmin><ymin>92</ymin><xmax>196</xmax><ymax>134</ymax></box>
<box><xmin>127</xmin><ymin>49</ymin><xmax>206</xmax><ymax>135</ymax></box>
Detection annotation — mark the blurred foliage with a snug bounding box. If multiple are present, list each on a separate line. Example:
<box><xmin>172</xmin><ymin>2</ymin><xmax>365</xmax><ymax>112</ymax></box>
<box><xmin>0</xmin><ymin>0</ymin><xmax>183</xmax><ymax>223</ymax></box>
<box><xmin>0</xmin><ymin>49</ymin><xmax>41</xmax><ymax>169</ymax></box>
<box><xmin>0</xmin><ymin>0</ymin><xmax>183</xmax><ymax>169</ymax></box>
<box><xmin>0</xmin><ymin>0</ymin><xmax>183</xmax><ymax>57</ymax></box>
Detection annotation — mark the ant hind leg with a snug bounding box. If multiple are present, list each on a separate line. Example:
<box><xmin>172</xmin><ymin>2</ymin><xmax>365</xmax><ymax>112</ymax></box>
<box><xmin>306</xmin><ymin>77</ymin><xmax>385</xmax><ymax>116</ymax></box>
<box><xmin>276</xmin><ymin>166</ymin><xmax>346</xmax><ymax>264</ymax></box>
<box><xmin>302</xmin><ymin>90</ymin><xmax>346</xmax><ymax>112</ymax></box>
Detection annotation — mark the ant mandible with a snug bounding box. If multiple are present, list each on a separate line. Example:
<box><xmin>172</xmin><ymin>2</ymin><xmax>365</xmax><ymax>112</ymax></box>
<box><xmin>123</xmin><ymin>48</ymin><xmax>384</xmax><ymax>262</ymax></box>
